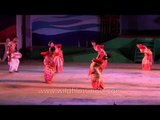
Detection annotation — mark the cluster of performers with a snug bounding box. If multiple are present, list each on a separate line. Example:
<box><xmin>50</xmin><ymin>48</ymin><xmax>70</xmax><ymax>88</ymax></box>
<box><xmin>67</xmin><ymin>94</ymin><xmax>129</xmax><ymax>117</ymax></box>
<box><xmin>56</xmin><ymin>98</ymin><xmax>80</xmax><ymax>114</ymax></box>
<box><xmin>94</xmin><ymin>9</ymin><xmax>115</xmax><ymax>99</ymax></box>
<box><xmin>4</xmin><ymin>37</ymin><xmax>153</xmax><ymax>90</ymax></box>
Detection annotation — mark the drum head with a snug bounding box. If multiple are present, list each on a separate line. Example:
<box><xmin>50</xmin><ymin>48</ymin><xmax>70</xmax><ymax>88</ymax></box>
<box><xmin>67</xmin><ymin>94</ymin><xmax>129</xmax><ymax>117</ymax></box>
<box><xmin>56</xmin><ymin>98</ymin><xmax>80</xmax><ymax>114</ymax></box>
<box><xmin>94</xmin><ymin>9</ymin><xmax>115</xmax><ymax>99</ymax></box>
<box><xmin>14</xmin><ymin>52</ymin><xmax>22</xmax><ymax>59</ymax></box>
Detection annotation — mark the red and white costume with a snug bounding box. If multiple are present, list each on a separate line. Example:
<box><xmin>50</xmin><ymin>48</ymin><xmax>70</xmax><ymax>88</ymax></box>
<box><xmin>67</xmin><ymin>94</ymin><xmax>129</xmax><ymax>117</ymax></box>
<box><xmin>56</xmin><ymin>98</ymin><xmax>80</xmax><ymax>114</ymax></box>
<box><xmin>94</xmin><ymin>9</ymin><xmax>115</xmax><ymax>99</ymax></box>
<box><xmin>137</xmin><ymin>44</ymin><xmax>153</xmax><ymax>70</ymax></box>
<box><xmin>53</xmin><ymin>44</ymin><xmax>64</xmax><ymax>73</ymax></box>
<box><xmin>41</xmin><ymin>51</ymin><xmax>55</xmax><ymax>83</ymax></box>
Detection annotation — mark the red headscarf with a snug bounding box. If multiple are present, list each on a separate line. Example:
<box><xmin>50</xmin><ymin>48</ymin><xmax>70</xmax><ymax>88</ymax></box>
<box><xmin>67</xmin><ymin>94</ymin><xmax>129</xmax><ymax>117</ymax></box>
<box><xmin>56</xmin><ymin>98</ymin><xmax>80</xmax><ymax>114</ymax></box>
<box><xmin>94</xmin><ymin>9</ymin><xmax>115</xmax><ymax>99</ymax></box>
<box><xmin>96</xmin><ymin>45</ymin><xmax>104</xmax><ymax>51</ymax></box>
<box><xmin>137</xmin><ymin>44</ymin><xmax>146</xmax><ymax>50</ymax></box>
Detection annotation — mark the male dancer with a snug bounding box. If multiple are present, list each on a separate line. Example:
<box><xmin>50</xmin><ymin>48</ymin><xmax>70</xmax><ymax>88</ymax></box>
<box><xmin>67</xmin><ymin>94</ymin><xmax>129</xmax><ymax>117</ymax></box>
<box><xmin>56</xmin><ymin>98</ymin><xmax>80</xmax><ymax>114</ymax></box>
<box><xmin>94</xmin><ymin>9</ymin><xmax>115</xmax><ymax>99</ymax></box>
<box><xmin>7</xmin><ymin>37</ymin><xmax>22</xmax><ymax>73</ymax></box>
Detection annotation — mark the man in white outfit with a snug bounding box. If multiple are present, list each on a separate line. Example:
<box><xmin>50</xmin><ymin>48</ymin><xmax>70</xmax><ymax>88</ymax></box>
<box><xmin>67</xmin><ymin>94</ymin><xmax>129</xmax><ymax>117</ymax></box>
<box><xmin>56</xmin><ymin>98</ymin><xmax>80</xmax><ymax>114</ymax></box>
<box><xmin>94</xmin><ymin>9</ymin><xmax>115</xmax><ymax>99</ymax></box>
<box><xmin>7</xmin><ymin>37</ymin><xmax>22</xmax><ymax>73</ymax></box>
<box><xmin>8</xmin><ymin>52</ymin><xmax>21</xmax><ymax>72</ymax></box>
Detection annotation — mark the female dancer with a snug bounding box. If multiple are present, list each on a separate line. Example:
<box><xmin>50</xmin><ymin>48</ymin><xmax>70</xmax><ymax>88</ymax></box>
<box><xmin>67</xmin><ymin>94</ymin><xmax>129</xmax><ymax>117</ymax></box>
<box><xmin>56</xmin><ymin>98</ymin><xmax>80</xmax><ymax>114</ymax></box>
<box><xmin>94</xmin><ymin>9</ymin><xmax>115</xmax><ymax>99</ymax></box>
<box><xmin>88</xmin><ymin>58</ymin><xmax>105</xmax><ymax>90</ymax></box>
<box><xmin>137</xmin><ymin>44</ymin><xmax>153</xmax><ymax>70</ymax></box>
<box><xmin>53</xmin><ymin>44</ymin><xmax>64</xmax><ymax>73</ymax></box>
<box><xmin>41</xmin><ymin>42</ymin><xmax>56</xmax><ymax>83</ymax></box>
<box><xmin>91</xmin><ymin>42</ymin><xmax>108</xmax><ymax>70</ymax></box>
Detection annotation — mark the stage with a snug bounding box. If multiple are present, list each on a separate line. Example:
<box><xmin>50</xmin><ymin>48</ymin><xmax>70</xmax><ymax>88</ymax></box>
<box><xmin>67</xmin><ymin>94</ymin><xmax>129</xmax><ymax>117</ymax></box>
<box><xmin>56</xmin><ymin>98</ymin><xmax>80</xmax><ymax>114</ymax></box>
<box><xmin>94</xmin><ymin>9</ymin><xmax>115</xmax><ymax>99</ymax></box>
<box><xmin>0</xmin><ymin>60</ymin><xmax>160</xmax><ymax>105</ymax></box>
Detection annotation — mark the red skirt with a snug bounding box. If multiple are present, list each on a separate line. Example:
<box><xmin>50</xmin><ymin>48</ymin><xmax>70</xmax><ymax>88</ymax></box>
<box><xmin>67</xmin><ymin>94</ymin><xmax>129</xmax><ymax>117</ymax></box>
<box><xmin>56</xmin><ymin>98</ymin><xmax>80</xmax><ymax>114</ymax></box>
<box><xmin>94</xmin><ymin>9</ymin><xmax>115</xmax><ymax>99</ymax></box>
<box><xmin>142</xmin><ymin>64</ymin><xmax>152</xmax><ymax>70</ymax></box>
<box><xmin>44</xmin><ymin>67</ymin><xmax>54</xmax><ymax>83</ymax></box>
<box><xmin>91</xmin><ymin>79</ymin><xmax>104</xmax><ymax>90</ymax></box>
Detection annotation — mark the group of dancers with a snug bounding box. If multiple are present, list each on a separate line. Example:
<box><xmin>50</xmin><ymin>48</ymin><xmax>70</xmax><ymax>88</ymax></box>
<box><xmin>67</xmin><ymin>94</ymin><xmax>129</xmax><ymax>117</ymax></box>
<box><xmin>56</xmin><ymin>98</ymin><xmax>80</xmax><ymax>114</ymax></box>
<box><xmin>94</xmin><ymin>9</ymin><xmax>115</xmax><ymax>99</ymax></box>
<box><xmin>40</xmin><ymin>41</ymin><xmax>109</xmax><ymax>90</ymax></box>
<box><xmin>5</xmin><ymin>37</ymin><xmax>153</xmax><ymax>90</ymax></box>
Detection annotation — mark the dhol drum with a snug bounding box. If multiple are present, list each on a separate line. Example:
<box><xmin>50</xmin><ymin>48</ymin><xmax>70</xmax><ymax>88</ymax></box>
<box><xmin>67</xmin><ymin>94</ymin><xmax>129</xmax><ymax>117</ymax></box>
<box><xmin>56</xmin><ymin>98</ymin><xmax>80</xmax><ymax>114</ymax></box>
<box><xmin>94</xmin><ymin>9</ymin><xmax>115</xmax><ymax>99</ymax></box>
<box><xmin>12</xmin><ymin>52</ymin><xmax>22</xmax><ymax>59</ymax></box>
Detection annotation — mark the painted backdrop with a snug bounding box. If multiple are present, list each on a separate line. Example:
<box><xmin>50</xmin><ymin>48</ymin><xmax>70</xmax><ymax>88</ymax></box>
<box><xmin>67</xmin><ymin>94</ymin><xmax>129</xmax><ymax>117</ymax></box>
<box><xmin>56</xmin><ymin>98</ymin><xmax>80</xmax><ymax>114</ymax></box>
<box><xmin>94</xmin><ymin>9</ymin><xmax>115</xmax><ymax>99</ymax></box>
<box><xmin>32</xmin><ymin>15</ymin><xmax>100</xmax><ymax>47</ymax></box>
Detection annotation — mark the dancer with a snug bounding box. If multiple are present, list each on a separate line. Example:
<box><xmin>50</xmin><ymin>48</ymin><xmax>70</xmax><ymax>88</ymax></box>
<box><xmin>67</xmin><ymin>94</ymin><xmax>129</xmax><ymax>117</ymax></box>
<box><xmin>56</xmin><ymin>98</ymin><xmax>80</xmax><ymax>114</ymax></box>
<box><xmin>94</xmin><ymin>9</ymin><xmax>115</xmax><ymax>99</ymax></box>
<box><xmin>88</xmin><ymin>58</ymin><xmax>104</xmax><ymax>90</ymax></box>
<box><xmin>6</xmin><ymin>37</ymin><xmax>22</xmax><ymax>73</ymax></box>
<box><xmin>137</xmin><ymin>44</ymin><xmax>153</xmax><ymax>70</ymax></box>
<box><xmin>41</xmin><ymin>45</ymin><xmax>55</xmax><ymax>84</ymax></box>
<box><xmin>53</xmin><ymin>44</ymin><xmax>64</xmax><ymax>73</ymax></box>
<box><xmin>91</xmin><ymin>42</ymin><xmax>108</xmax><ymax>70</ymax></box>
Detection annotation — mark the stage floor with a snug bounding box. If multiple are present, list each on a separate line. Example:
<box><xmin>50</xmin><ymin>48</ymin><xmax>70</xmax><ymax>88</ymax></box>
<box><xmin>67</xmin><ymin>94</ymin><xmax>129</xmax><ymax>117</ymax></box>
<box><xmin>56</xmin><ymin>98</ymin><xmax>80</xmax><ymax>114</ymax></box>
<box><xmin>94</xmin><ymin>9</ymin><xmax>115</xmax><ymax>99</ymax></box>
<box><xmin>0</xmin><ymin>60</ymin><xmax>160</xmax><ymax>105</ymax></box>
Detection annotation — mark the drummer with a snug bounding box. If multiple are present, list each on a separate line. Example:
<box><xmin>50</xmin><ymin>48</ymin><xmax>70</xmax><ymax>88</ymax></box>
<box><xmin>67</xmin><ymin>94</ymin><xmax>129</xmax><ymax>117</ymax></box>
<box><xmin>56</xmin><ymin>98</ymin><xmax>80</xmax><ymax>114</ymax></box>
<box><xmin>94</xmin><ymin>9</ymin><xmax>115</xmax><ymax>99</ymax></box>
<box><xmin>6</xmin><ymin>37</ymin><xmax>22</xmax><ymax>73</ymax></box>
